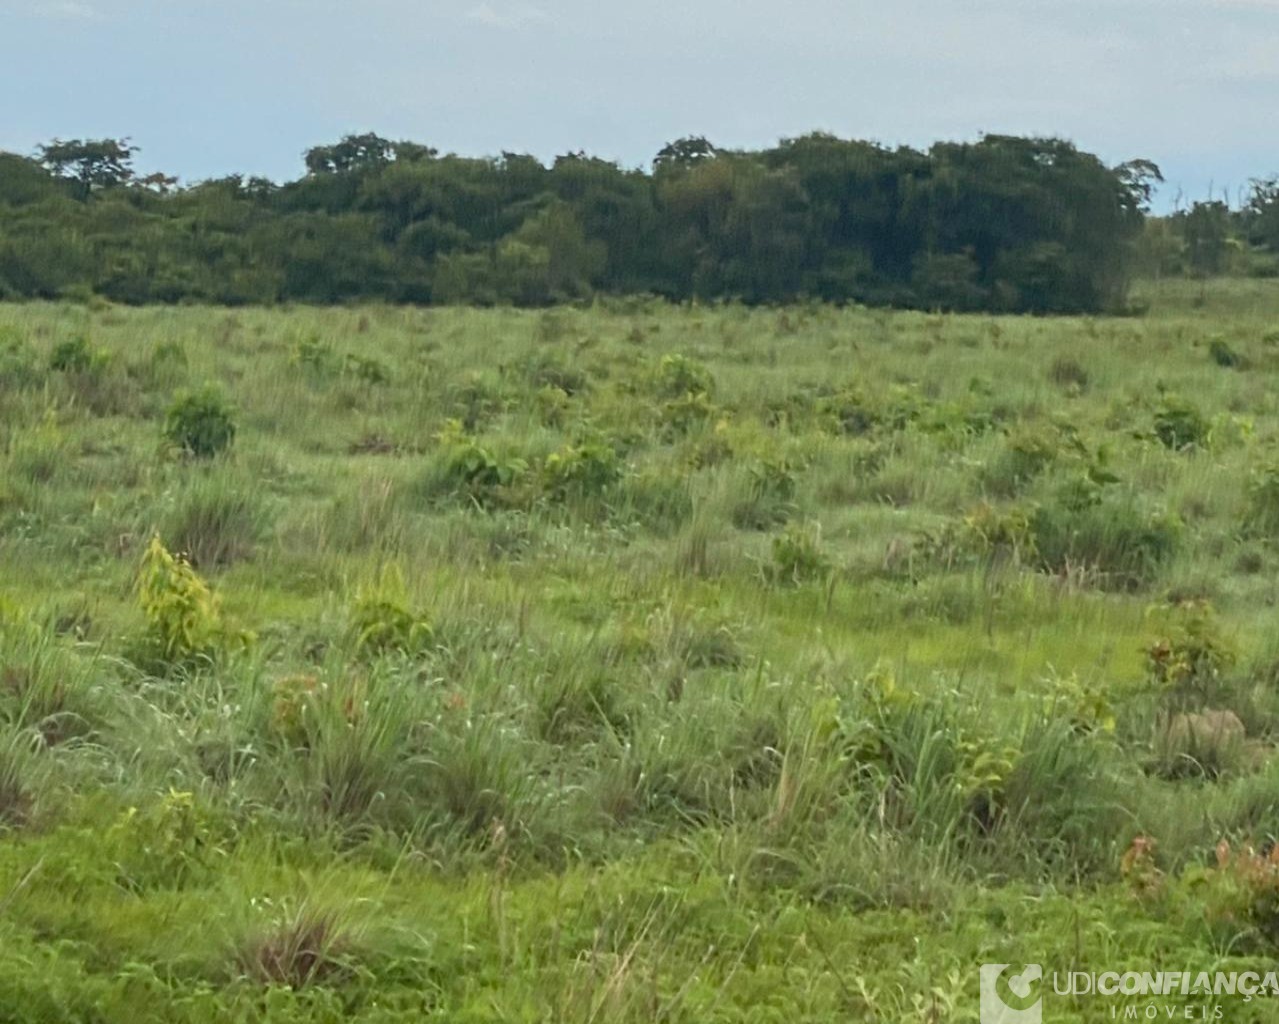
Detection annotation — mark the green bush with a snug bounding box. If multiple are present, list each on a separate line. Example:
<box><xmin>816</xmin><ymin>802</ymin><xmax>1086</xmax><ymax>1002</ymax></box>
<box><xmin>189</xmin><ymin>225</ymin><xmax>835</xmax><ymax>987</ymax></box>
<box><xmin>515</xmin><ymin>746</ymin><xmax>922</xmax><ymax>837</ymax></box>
<box><xmin>541</xmin><ymin>440</ymin><xmax>623</xmax><ymax>502</ymax></box>
<box><xmin>1145</xmin><ymin>601</ymin><xmax>1237</xmax><ymax>711</ymax></box>
<box><xmin>164</xmin><ymin>385</ymin><xmax>236</xmax><ymax>458</ymax></box>
<box><xmin>342</xmin><ymin>352</ymin><xmax>389</xmax><ymax>386</ymax></box>
<box><xmin>658</xmin><ymin>391</ymin><xmax>719</xmax><ymax>437</ymax></box>
<box><xmin>48</xmin><ymin>335</ymin><xmax>96</xmax><ymax>373</ymax></box>
<box><xmin>0</xmin><ymin>334</ymin><xmax>41</xmax><ymax>392</ymax></box>
<box><xmin>291</xmin><ymin>335</ymin><xmax>337</xmax><ymax>377</ymax></box>
<box><xmin>962</xmin><ymin>502</ymin><xmax>1037</xmax><ymax>565</ymax></box>
<box><xmin>1153</xmin><ymin>395</ymin><xmax>1208</xmax><ymax>451</ymax></box>
<box><xmin>1047</xmin><ymin>355</ymin><xmax>1089</xmax><ymax>390</ymax></box>
<box><xmin>981</xmin><ymin>425</ymin><xmax>1063</xmax><ymax>496</ymax></box>
<box><xmin>767</xmin><ymin>522</ymin><xmax>831</xmax><ymax>586</ymax></box>
<box><xmin>347</xmin><ymin>567</ymin><xmax>433</xmax><ymax>658</ymax></box>
<box><xmin>133</xmin><ymin>535</ymin><xmax>241</xmax><ymax>670</ymax></box>
<box><xmin>436</xmin><ymin>425</ymin><xmax>530</xmax><ymax>509</ymax></box>
<box><xmin>1031</xmin><ymin>491</ymin><xmax>1180</xmax><ymax>589</ymax></box>
<box><xmin>1208</xmin><ymin>337</ymin><xmax>1243</xmax><ymax>368</ymax></box>
<box><xmin>613</xmin><ymin>467</ymin><xmax>694</xmax><ymax>533</ymax></box>
<box><xmin>732</xmin><ymin>456</ymin><xmax>798</xmax><ymax>530</ymax></box>
<box><xmin>654</xmin><ymin>353</ymin><xmax>714</xmax><ymax>400</ymax></box>
<box><xmin>820</xmin><ymin>383</ymin><xmax>921</xmax><ymax>437</ymax></box>
<box><xmin>1244</xmin><ymin>463</ymin><xmax>1279</xmax><ymax>537</ymax></box>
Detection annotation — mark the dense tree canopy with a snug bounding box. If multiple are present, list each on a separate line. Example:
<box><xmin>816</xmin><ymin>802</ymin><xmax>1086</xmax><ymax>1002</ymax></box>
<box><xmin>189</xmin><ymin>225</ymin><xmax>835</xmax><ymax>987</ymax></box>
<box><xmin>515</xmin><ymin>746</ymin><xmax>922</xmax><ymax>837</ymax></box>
<box><xmin>0</xmin><ymin>132</ymin><xmax>1165</xmax><ymax>312</ymax></box>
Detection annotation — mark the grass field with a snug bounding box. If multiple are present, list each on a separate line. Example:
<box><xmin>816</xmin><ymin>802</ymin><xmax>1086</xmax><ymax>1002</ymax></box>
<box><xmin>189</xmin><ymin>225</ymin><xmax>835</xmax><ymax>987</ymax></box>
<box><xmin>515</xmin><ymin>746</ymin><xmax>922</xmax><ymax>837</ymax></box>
<box><xmin>4</xmin><ymin>278</ymin><xmax>1279</xmax><ymax>1020</ymax></box>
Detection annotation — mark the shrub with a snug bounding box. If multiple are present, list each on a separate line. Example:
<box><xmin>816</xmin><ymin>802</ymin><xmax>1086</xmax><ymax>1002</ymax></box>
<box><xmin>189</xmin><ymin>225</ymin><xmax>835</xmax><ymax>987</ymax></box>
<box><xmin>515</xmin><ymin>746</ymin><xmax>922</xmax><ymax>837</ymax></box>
<box><xmin>541</xmin><ymin>440</ymin><xmax>622</xmax><ymax>502</ymax></box>
<box><xmin>342</xmin><ymin>353</ymin><xmax>389</xmax><ymax>386</ymax></box>
<box><xmin>1208</xmin><ymin>337</ymin><xmax>1243</xmax><ymax>368</ymax></box>
<box><xmin>732</xmin><ymin>456</ymin><xmax>797</xmax><ymax>530</ymax></box>
<box><xmin>962</xmin><ymin>502</ymin><xmax>1037</xmax><ymax>565</ymax></box>
<box><xmin>659</xmin><ymin>391</ymin><xmax>719</xmax><ymax>437</ymax></box>
<box><xmin>164</xmin><ymin>385</ymin><xmax>236</xmax><ymax>458</ymax></box>
<box><xmin>1193</xmin><ymin>842</ymin><xmax>1279</xmax><ymax>946</ymax></box>
<box><xmin>1244</xmin><ymin>463</ymin><xmax>1279</xmax><ymax>537</ymax></box>
<box><xmin>767</xmin><ymin>522</ymin><xmax>831</xmax><ymax>586</ymax></box>
<box><xmin>433</xmin><ymin>421</ymin><xmax>529</xmax><ymax>508</ymax></box>
<box><xmin>48</xmin><ymin>335</ymin><xmax>96</xmax><ymax>373</ymax></box>
<box><xmin>981</xmin><ymin>425</ymin><xmax>1062</xmax><ymax>496</ymax></box>
<box><xmin>292</xmin><ymin>336</ymin><xmax>337</xmax><ymax>377</ymax></box>
<box><xmin>135</xmin><ymin>535</ymin><xmax>224</xmax><ymax>667</ymax></box>
<box><xmin>653</xmin><ymin>353</ymin><xmax>714</xmax><ymax>400</ymax></box>
<box><xmin>1153</xmin><ymin>395</ymin><xmax>1208</xmax><ymax>451</ymax></box>
<box><xmin>1047</xmin><ymin>355</ymin><xmax>1089</xmax><ymax>390</ymax></box>
<box><xmin>107</xmin><ymin>789</ymin><xmax>220</xmax><ymax>890</ymax></box>
<box><xmin>0</xmin><ymin>335</ymin><xmax>41</xmax><ymax>392</ymax></box>
<box><xmin>1031</xmin><ymin>491</ymin><xmax>1180</xmax><ymax>589</ymax></box>
<box><xmin>347</xmin><ymin>567</ymin><xmax>433</xmax><ymax>658</ymax></box>
<box><xmin>1145</xmin><ymin>601</ymin><xmax>1237</xmax><ymax>711</ymax></box>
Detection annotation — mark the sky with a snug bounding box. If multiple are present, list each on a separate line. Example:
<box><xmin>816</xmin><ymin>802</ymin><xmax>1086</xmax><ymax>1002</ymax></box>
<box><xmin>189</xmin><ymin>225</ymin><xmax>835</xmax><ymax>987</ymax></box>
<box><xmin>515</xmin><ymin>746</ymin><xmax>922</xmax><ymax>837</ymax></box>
<box><xmin>2</xmin><ymin>0</ymin><xmax>1277</xmax><ymax>209</ymax></box>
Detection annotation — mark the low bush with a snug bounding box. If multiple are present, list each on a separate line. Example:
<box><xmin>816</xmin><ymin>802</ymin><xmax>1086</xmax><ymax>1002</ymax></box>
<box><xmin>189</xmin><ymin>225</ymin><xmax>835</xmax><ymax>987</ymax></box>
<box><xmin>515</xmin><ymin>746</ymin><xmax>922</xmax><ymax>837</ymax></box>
<box><xmin>732</xmin><ymin>456</ymin><xmax>798</xmax><ymax>530</ymax></box>
<box><xmin>541</xmin><ymin>440</ymin><xmax>623</xmax><ymax>503</ymax></box>
<box><xmin>1031</xmin><ymin>490</ymin><xmax>1180</xmax><ymax>589</ymax></box>
<box><xmin>164</xmin><ymin>385</ymin><xmax>236</xmax><ymax>458</ymax></box>
<box><xmin>430</xmin><ymin>421</ymin><xmax>530</xmax><ymax>509</ymax></box>
<box><xmin>1208</xmin><ymin>337</ymin><xmax>1243</xmax><ymax>368</ymax></box>
<box><xmin>1153</xmin><ymin>395</ymin><xmax>1208</xmax><ymax>451</ymax></box>
<box><xmin>134</xmin><ymin>535</ymin><xmax>226</xmax><ymax>669</ymax></box>
<box><xmin>1144</xmin><ymin>600</ymin><xmax>1237</xmax><ymax>711</ymax></box>
<box><xmin>347</xmin><ymin>567</ymin><xmax>433</xmax><ymax>659</ymax></box>
<box><xmin>653</xmin><ymin>353</ymin><xmax>714</xmax><ymax>400</ymax></box>
<box><xmin>767</xmin><ymin>522</ymin><xmax>831</xmax><ymax>586</ymax></box>
<box><xmin>1244</xmin><ymin>463</ymin><xmax>1279</xmax><ymax>537</ymax></box>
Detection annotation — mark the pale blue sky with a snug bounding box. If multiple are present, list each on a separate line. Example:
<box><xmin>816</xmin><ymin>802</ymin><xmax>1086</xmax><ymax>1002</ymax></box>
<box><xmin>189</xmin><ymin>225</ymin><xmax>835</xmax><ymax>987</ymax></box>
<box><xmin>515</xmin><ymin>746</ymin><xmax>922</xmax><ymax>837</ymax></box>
<box><xmin>3</xmin><ymin>0</ymin><xmax>1277</xmax><ymax>208</ymax></box>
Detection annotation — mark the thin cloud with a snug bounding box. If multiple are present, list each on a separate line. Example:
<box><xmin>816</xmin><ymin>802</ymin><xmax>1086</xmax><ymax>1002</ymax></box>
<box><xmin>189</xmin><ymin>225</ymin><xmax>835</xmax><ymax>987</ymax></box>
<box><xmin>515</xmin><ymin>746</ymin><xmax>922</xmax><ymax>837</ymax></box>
<box><xmin>465</xmin><ymin>2</ymin><xmax>548</xmax><ymax>29</ymax></box>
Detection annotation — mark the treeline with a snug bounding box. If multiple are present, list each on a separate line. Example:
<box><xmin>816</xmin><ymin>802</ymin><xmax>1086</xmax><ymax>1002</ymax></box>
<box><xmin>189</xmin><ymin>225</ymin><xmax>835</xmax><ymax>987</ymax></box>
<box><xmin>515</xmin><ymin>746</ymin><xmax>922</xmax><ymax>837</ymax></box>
<box><xmin>1138</xmin><ymin>190</ymin><xmax>1279</xmax><ymax>280</ymax></box>
<box><xmin>0</xmin><ymin>132</ymin><xmax>1167</xmax><ymax>312</ymax></box>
